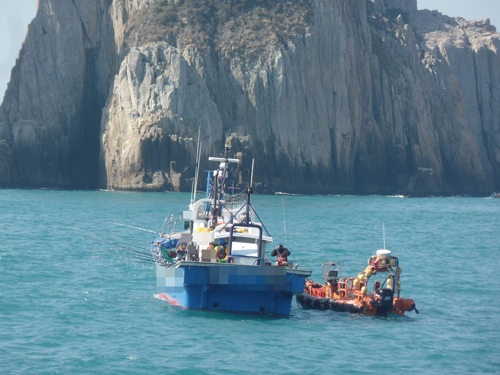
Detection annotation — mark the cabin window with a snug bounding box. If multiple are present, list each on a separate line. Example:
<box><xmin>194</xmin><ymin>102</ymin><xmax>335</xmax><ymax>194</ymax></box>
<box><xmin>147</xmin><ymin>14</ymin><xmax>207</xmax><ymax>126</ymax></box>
<box><xmin>233</xmin><ymin>236</ymin><xmax>257</xmax><ymax>244</ymax></box>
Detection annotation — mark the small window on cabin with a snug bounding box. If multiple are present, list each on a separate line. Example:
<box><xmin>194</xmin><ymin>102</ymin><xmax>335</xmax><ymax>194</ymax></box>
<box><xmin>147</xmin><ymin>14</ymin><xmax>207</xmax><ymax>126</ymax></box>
<box><xmin>233</xmin><ymin>237</ymin><xmax>257</xmax><ymax>244</ymax></box>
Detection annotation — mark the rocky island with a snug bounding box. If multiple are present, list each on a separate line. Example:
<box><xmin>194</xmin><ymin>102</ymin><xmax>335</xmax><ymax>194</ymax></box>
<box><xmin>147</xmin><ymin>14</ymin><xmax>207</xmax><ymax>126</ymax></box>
<box><xmin>0</xmin><ymin>0</ymin><xmax>499</xmax><ymax>196</ymax></box>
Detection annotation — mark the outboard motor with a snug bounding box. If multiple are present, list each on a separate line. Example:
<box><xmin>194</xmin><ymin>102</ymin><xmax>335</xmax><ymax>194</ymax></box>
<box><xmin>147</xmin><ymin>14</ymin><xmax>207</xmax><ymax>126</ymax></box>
<box><xmin>375</xmin><ymin>288</ymin><xmax>394</xmax><ymax>317</ymax></box>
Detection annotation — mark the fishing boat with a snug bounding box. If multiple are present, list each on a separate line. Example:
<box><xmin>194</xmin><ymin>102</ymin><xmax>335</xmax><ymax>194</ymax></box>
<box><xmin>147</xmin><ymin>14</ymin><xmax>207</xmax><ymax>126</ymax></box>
<box><xmin>296</xmin><ymin>250</ymin><xmax>418</xmax><ymax>317</ymax></box>
<box><xmin>151</xmin><ymin>145</ymin><xmax>312</xmax><ymax>316</ymax></box>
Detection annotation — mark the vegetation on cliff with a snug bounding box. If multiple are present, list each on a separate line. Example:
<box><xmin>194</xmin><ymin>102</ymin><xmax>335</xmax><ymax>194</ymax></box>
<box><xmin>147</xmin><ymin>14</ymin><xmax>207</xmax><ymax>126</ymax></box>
<box><xmin>127</xmin><ymin>0</ymin><xmax>313</xmax><ymax>58</ymax></box>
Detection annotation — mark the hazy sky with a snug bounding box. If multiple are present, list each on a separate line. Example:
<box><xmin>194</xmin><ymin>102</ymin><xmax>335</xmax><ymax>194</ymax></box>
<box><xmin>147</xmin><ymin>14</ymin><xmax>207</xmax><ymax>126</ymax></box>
<box><xmin>0</xmin><ymin>0</ymin><xmax>499</xmax><ymax>103</ymax></box>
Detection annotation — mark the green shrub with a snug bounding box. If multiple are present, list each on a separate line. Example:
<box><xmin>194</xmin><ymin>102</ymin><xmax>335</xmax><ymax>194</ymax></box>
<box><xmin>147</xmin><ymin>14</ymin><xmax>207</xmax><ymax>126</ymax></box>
<box><xmin>126</xmin><ymin>0</ymin><xmax>313</xmax><ymax>59</ymax></box>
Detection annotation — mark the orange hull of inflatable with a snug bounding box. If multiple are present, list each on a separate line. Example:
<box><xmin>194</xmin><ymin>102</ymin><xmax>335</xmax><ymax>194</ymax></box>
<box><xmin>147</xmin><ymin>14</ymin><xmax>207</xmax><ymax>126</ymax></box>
<box><xmin>297</xmin><ymin>280</ymin><xmax>418</xmax><ymax>316</ymax></box>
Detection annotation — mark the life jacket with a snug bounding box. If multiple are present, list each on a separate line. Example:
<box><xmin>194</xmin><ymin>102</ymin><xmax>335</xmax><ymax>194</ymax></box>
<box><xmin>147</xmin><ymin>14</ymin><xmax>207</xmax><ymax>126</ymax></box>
<box><xmin>276</xmin><ymin>251</ymin><xmax>288</xmax><ymax>265</ymax></box>
<box><xmin>277</xmin><ymin>253</ymin><xmax>288</xmax><ymax>262</ymax></box>
<box><xmin>215</xmin><ymin>245</ymin><xmax>228</xmax><ymax>262</ymax></box>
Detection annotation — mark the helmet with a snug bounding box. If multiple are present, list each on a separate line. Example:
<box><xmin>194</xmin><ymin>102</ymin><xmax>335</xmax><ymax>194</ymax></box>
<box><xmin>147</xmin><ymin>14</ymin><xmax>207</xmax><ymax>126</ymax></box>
<box><xmin>275</xmin><ymin>244</ymin><xmax>285</xmax><ymax>253</ymax></box>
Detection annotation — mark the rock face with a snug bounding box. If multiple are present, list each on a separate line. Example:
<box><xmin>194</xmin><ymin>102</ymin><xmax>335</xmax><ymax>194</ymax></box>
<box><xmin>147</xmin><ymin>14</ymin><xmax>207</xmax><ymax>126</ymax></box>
<box><xmin>1</xmin><ymin>0</ymin><xmax>499</xmax><ymax>195</ymax></box>
<box><xmin>0</xmin><ymin>0</ymin><xmax>122</xmax><ymax>188</ymax></box>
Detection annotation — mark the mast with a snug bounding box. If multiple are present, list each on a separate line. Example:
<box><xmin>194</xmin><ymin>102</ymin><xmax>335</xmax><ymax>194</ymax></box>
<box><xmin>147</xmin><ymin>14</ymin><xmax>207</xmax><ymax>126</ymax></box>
<box><xmin>212</xmin><ymin>172</ymin><xmax>218</xmax><ymax>227</ymax></box>
<box><xmin>245</xmin><ymin>159</ymin><xmax>255</xmax><ymax>224</ymax></box>
<box><xmin>208</xmin><ymin>145</ymin><xmax>240</xmax><ymax>225</ymax></box>
<box><xmin>191</xmin><ymin>127</ymin><xmax>202</xmax><ymax>204</ymax></box>
<box><xmin>208</xmin><ymin>146</ymin><xmax>239</xmax><ymax>202</ymax></box>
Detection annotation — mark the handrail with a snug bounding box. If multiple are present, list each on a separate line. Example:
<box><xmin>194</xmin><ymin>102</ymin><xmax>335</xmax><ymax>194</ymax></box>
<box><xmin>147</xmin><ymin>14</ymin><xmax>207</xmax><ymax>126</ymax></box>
<box><xmin>161</xmin><ymin>212</ymin><xmax>184</xmax><ymax>236</ymax></box>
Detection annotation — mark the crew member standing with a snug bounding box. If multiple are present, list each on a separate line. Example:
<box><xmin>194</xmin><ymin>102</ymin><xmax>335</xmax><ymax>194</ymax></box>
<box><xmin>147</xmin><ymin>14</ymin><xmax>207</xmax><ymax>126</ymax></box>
<box><xmin>271</xmin><ymin>244</ymin><xmax>290</xmax><ymax>266</ymax></box>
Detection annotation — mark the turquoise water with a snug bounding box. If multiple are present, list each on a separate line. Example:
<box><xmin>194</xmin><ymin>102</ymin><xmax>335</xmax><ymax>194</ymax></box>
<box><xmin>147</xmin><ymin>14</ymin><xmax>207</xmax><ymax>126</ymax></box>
<box><xmin>1</xmin><ymin>189</ymin><xmax>499</xmax><ymax>374</ymax></box>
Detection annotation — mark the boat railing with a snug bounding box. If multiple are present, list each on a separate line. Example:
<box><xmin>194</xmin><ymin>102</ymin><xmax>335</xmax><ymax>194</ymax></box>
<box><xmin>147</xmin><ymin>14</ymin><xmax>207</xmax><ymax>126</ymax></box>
<box><xmin>161</xmin><ymin>212</ymin><xmax>185</xmax><ymax>236</ymax></box>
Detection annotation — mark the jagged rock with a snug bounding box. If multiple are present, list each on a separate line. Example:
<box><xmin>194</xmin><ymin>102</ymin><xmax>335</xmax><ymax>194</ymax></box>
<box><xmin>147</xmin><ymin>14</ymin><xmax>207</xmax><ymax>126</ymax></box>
<box><xmin>1</xmin><ymin>0</ymin><xmax>499</xmax><ymax>195</ymax></box>
<box><xmin>0</xmin><ymin>0</ymin><xmax>122</xmax><ymax>188</ymax></box>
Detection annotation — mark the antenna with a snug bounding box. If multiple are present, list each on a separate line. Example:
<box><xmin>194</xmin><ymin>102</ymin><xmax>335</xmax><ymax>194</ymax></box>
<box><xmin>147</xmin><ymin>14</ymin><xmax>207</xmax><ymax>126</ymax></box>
<box><xmin>208</xmin><ymin>157</ymin><xmax>239</xmax><ymax>163</ymax></box>
<box><xmin>191</xmin><ymin>127</ymin><xmax>202</xmax><ymax>204</ymax></box>
<box><xmin>250</xmin><ymin>159</ymin><xmax>255</xmax><ymax>188</ymax></box>
<box><xmin>383</xmin><ymin>222</ymin><xmax>386</xmax><ymax>250</ymax></box>
<box><xmin>244</xmin><ymin>159</ymin><xmax>255</xmax><ymax>225</ymax></box>
<box><xmin>282</xmin><ymin>196</ymin><xmax>287</xmax><ymax>246</ymax></box>
<box><xmin>195</xmin><ymin>141</ymin><xmax>202</xmax><ymax>198</ymax></box>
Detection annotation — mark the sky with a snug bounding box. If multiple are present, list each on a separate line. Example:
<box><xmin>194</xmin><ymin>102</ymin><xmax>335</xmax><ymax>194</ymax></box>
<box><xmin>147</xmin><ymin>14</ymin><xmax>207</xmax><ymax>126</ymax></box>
<box><xmin>0</xmin><ymin>0</ymin><xmax>499</xmax><ymax>103</ymax></box>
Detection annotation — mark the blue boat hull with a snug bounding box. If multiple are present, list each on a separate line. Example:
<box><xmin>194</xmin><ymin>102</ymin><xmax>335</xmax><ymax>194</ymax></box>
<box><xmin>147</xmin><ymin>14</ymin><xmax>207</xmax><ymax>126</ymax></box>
<box><xmin>156</xmin><ymin>262</ymin><xmax>311</xmax><ymax>316</ymax></box>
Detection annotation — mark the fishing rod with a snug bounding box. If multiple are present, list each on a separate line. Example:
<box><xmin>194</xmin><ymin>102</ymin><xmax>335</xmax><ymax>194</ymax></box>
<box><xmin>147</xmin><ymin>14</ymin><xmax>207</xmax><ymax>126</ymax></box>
<box><xmin>109</xmin><ymin>257</ymin><xmax>154</xmax><ymax>266</ymax></box>
<box><xmin>100</xmin><ymin>238</ymin><xmax>152</xmax><ymax>254</ymax></box>
<box><xmin>75</xmin><ymin>225</ymin><xmax>155</xmax><ymax>250</ymax></box>
<box><xmin>119</xmin><ymin>256</ymin><xmax>154</xmax><ymax>264</ymax></box>
<box><xmin>104</xmin><ymin>253</ymin><xmax>153</xmax><ymax>263</ymax></box>
<box><xmin>93</xmin><ymin>250</ymin><xmax>154</xmax><ymax>265</ymax></box>
<box><xmin>97</xmin><ymin>248</ymin><xmax>153</xmax><ymax>261</ymax></box>
<box><xmin>81</xmin><ymin>232</ymin><xmax>152</xmax><ymax>253</ymax></box>
<box><xmin>109</xmin><ymin>222</ymin><xmax>159</xmax><ymax>234</ymax></box>
<box><xmin>84</xmin><ymin>235</ymin><xmax>152</xmax><ymax>258</ymax></box>
<box><xmin>93</xmin><ymin>241</ymin><xmax>150</xmax><ymax>256</ymax></box>
<box><xmin>93</xmin><ymin>247</ymin><xmax>154</xmax><ymax>262</ymax></box>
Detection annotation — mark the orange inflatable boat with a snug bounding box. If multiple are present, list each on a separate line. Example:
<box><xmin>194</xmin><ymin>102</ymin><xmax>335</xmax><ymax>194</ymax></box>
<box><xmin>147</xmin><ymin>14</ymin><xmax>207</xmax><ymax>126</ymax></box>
<box><xmin>297</xmin><ymin>250</ymin><xmax>418</xmax><ymax>317</ymax></box>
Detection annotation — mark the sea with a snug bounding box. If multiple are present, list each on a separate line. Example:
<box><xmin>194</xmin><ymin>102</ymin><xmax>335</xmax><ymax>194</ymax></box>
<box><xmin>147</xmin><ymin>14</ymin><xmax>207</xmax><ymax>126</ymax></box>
<box><xmin>1</xmin><ymin>189</ymin><xmax>499</xmax><ymax>374</ymax></box>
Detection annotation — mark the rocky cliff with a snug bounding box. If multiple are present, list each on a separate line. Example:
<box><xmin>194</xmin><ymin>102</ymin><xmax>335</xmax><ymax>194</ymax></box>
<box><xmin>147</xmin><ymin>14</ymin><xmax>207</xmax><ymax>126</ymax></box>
<box><xmin>1</xmin><ymin>0</ymin><xmax>499</xmax><ymax>195</ymax></box>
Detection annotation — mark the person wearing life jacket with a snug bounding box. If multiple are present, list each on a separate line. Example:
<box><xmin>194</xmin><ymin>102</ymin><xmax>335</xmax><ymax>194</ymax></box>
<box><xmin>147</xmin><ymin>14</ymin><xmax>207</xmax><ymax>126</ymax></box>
<box><xmin>271</xmin><ymin>244</ymin><xmax>290</xmax><ymax>266</ymax></box>
<box><xmin>214</xmin><ymin>240</ymin><xmax>228</xmax><ymax>263</ymax></box>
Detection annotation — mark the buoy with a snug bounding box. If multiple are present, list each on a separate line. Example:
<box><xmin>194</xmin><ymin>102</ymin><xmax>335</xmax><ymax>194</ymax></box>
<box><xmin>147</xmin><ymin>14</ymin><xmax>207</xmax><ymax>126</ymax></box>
<box><xmin>361</xmin><ymin>286</ymin><xmax>367</xmax><ymax>295</ymax></box>
<box><xmin>380</xmin><ymin>259</ymin><xmax>386</xmax><ymax>267</ymax></box>
<box><xmin>353</xmin><ymin>279</ymin><xmax>360</xmax><ymax>287</ymax></box>
<box><xmin>396</xmin><ymin>266</ymin><xmax>402</xmax><ymax>274</ymax></box>
<box><xmin>389</xmin><ymin>258</ymin><xmax>396</xmax><ymax>267</ymax></box>
<box><xmin>387</xmin><ymin>278</ymin><xmax>392</xmax><ymax>288</ymax></box>
<box><xmin>365</xmin><ymin>266</ymin><xmax>373</xmax><ymax>277</ymax></box>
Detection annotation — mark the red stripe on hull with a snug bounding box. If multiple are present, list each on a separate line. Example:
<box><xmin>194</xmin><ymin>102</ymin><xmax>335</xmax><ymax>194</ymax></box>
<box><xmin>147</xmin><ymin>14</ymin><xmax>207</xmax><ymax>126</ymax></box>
<box><xmin>158</xmin><ymin>293</ymin><xmax>181</xmax><ymax>307</ymax></box>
